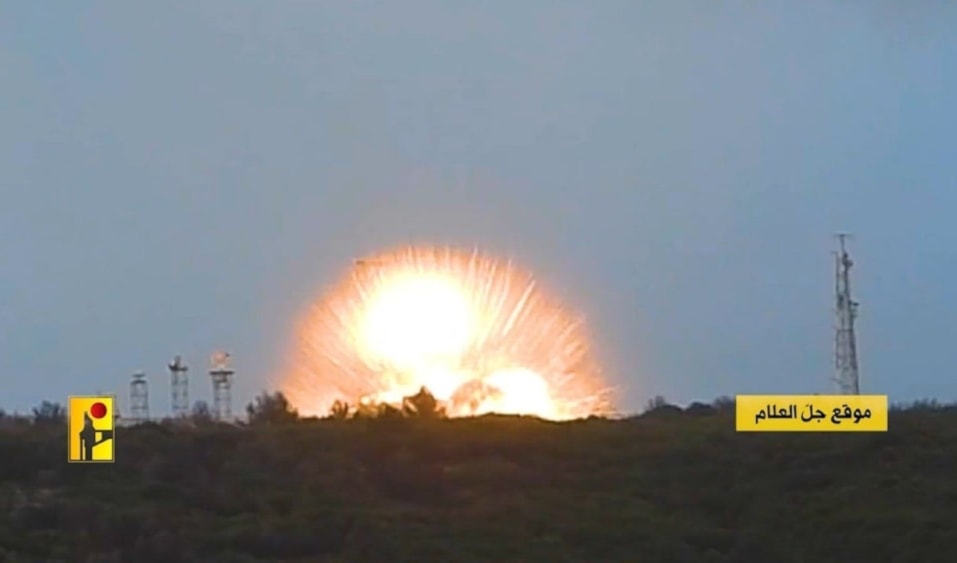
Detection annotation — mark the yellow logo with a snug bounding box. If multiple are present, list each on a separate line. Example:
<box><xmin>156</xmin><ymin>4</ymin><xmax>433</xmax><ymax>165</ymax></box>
<box><xmin>735</xmin><ymin>395</ymin><xmax>888</xmax><ymax>432</ymax></box>
<box><xmin>67</xmin><ymin>396</ymin><xmax>115</xmax><ymax>462</ymax></box>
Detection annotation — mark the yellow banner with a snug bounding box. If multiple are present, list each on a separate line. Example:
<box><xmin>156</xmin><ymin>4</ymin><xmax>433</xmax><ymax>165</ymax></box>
<box><xmin>735</xmin><ymin>395</ymin><xmax>887</xmax><ymax>432</ymax></box>
<box><xmin>67</xmin><ymin>396</ymin><xmax>116</xmax><ymax>462</ymax></box>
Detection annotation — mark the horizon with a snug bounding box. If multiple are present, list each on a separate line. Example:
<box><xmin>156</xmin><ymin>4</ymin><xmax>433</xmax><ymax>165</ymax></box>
<box><xmin>5</xmin><ymin>388</ymin><xmax>953</xmax><ymax>421</ymax></box>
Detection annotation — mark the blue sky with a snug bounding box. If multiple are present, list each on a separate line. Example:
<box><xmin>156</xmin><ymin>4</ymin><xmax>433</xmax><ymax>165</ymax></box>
<box><xmin>1</xmin><ymin>1</ymin><xmax>955</xmax><ymax>416</ymax></box>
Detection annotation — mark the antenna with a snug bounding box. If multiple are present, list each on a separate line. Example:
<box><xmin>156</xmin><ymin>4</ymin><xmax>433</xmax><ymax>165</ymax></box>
<box><xmin>833</xmin><ymin>234</ymin><xmax>861</xmax><ymax>394</ymax></box>
<box><xmin>130</xmin><ymin>371</ymin><xmax>149</xmax><ymax>423</ymax></box>
<box><xmin>209</xmin><ymin>351</ymin><xmax>234</xmax><ymax>421</ymax></box>
<box><xmin>168</xmin><ymin>355</ymin><xmax>189</xmax><ymax>417</ymax></box>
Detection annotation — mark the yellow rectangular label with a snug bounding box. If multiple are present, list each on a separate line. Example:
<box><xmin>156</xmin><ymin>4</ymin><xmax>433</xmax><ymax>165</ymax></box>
<box><xmin>67</xmin><ymin>396</ymin><xmax>116</xmax><ymax>462</ymax></box>
<box><xmin>735</xmin><ymin>395</ymin><xmax>887</xmax><ymax>432</ymax></box>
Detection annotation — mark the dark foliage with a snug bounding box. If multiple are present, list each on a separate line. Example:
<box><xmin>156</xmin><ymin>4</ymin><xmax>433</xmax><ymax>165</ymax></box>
<box><xmin>246</xmin><ymin>392</ymin><xmax>298</xmax><ymax>426</ymax></box>
<box><xmin>0</xmin><ymin>398</ymin><xmax>955</xmax><ymax>561</ymax></box>
<box><xmin>327</xmin><ymin>400</ymin><xmax>350</xmax><ymax>420</ymax></box>
<box><xmin>191</xmin><ymin>401</ymin><xmax>214</xmax><ymax>425</ymax></box>
<box><xmin>401</xmin><ymin>386</ymin><xmax>445</xmax><ymax>418</ymax></box>
<box><xmin>31</xmin><ymin>401</ymin><xmax>66</xmax><ymax>426</ymax></box>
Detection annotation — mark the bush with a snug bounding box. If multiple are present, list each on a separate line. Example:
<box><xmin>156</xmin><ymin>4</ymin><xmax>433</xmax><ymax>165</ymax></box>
<box><xmin>0</xmin><ymin>394</ymin><xmax>953</xmax><ymax>560</ymax></box>
<box><xmin>245</xmin><ymin>392</ymin><xmax>298</xmax><ymax>426</ymax></box>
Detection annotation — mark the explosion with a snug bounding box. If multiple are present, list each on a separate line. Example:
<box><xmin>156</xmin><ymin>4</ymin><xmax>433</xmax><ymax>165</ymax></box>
<box><xmin>280</xmin><ymin>246</ymin><xmax>614</xmax><ymax>420</ymax></box>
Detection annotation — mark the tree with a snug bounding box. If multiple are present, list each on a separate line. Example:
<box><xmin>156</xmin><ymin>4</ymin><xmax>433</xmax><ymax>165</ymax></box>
<box><xmin>401</xmin><ymin>387</ymin><xmax>445</xmax><ymax>419</ymax></box>
<box><xmin>377</xmin><ymin>403</ymin><xmax>404</xmax><ymax>420</ymax></box>
<box><xmin>644</xmin><ymin>395</ymin><xmax>668</xmax><ymax>413</ymax></box>
<box><xmin>353</xmin><ymin>401</ymin><xmax>381</xmax><ymax>419</ymax></box>
<box><xmin>31</xmin><ymin>401</ymin><xmax>65</xmax><ymax>425</ymax></box>
<box><xmin>642</xmin><ymin>395</ymin><xmax>682</xmax><ymax>417</ymax></box>
<box><xmin>712</xmin><ymin>396</ymin><xmax>735</xmax><ymax>412</ymax></box>
<box><xmin>246</xmin><ymin>392</ymin><xmax>298</xmax><ymax>425</ymax></box>
<box><xmin>328</xmin><ymin>400</ymin><xmax>350</xmax><ymax>420</ymax></box>
<box><xmin>685</xmin><ymin>401</ymin><xmax>716</xmax><ymax>416</ymax></box>
<box><xmin>190</xmin><ymin>401</ymin><xmax>213</xmax><ymax>424</ymax></box>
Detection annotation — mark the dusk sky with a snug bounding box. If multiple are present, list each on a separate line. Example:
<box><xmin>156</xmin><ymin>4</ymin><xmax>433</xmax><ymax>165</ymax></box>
<box><xmin>2</xmin><ymin>2</ymin><xmax>955</xmax><ymax>416</ymax></box>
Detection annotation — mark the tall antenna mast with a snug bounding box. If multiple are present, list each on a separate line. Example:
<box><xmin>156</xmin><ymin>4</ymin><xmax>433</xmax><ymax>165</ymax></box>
<box><xmin>834</xmin><ymin>234</ymin><xmax>861</xmax><ymax>394</ymax></box>
<box><xmin>210</xmin><ymin>351</ymin><xmax>234</xmax><ymax>421</ymax></box>
<box><xmin>169</xmin><ymin>355</ymin><xmax>189</xmax><ymax>417</ymax></box>
<box><xmin>130</xmin><ymin>371</ymin><xmax>149</xmax><ymax>423</ymax></box>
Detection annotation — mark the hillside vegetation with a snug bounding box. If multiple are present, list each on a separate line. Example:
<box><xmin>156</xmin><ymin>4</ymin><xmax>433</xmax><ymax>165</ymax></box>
<box><xmin>0</xmin><ymin>396</ymin><xmax>955</xmax><ymax>562</ymax></box>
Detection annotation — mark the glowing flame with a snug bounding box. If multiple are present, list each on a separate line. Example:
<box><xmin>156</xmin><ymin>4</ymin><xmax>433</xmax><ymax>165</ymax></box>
<box><xmin>280</xmin><ymin>246</ymin><xmax>614</xmax><ymax>420</ymax></box>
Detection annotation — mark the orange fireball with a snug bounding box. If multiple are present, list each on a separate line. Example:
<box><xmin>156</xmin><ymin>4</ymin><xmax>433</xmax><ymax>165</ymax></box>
<box><xmin>280</xmin><ymin>246</ymin><xmax>613</xmax><ymax>420</ymax></box>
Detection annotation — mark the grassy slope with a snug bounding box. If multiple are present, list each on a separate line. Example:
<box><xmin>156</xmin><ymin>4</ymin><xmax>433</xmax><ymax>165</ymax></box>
<box><xmin>0</xmin><ymin>406</ymin><xmax>955</xmax><ymax>562</ymax></box>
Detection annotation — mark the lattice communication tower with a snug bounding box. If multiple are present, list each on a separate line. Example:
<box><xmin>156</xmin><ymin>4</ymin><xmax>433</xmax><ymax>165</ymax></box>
<box><xmin>169</xmin><ymin>355</ymin><xmax>189</xmax><ymax>417</ymax></box>
<box><xmin>834</xmin><ymin>234</ymin><xmax>861</xmax><ymax>395</ymax></box>
<box><xmin>209</xmin><ymin>351</ymin><xmax>234</xmax><ymax>421</ymax></box>
<box><xmin>130</xmin><ymin>371</ymin><xmax>149</xmax><ymax>422</ymax></box>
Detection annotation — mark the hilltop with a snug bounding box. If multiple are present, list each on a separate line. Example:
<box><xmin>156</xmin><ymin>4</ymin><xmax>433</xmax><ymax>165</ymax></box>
<box><xmin>0</xmin><ymin>399</ymin><xmax>955</xmax><ymax>562</ymax></box>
